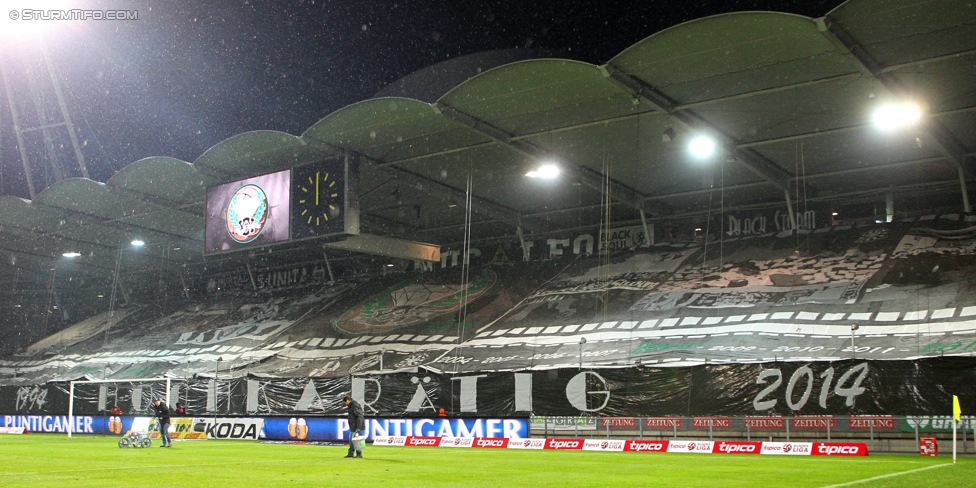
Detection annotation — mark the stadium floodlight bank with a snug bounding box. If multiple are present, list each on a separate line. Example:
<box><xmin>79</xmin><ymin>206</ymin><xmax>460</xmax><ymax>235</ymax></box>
<box><xmin>67</xmin><ymin>377</ymin><xmax>171</xmax><ymax>438</ymax></box>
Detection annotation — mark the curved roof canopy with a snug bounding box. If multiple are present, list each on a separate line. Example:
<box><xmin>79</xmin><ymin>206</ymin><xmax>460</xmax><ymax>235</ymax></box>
<box><xmin>1</xmin><ymin>0</ymin><xmax>974</xmax><ymax>285</ymax></box>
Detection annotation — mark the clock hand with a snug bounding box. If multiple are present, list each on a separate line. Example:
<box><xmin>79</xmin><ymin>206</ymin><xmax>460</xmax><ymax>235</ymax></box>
<box><xmin>315</xmin><ymin>171</ymin><xmax>320</xmax><ymax>206</ymax></box>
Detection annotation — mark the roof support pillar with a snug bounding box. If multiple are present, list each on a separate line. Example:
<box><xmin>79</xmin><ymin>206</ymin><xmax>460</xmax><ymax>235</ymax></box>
<box><xmin>322</xmin><ymin>250</ymin><xmax>335</xmax><ymax>284</ymax></box>
<box><xmin>516</xmin><ymin>225</ymin><xmax>532</xmax><ymax>262</ymax></box>
<box><xmin>245</xmin><ymin>260</ymin><xmax>258</xmax><ymax>291</ymax></box>
<box><xmin>784</xmin><ymin>190</ymin><xmax>797</xmax><ymax>231</ymax></box>
<box><xmin>885</xmin><ymin>190</ymin><xmax>895</xmax><ymax>223</ymax></box>
<box><xmin>959</xmin><ymin>166</ymin><xmax>972</xmax><ymax>214</ymax></box>
<box><xmin>639</xmin><ymin>208</ymin><xmax>653</xmax><ymax>247</ymax></box>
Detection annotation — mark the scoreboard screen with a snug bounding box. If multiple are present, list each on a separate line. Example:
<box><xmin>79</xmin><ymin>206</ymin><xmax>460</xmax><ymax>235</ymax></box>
<box><xmin>205</xmin><ymin>169</ymin><xmax>291</xmax><ymax>254</ymax></box>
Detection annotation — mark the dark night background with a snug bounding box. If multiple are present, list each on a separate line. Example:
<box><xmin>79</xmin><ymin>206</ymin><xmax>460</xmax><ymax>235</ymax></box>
<box><xmin>1</xmin><ymin>0</ymin><xmax>843</xmax><ymax>197</ymax></box>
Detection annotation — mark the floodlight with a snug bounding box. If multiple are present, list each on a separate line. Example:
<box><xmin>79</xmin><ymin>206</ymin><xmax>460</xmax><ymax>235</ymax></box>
<box><xmin>526</xmin><ymin>163</ymin><xmax>560</xmax><ymax>179</ymax></box>
<box><xmin>131</xmin><ymin>239</ymin><xmax>145</xmax><ymax>247</ymax></box>
<box><xmin>688</xmin><ymin>136</ymin><xmax>717</xmax><ymax>159</ymax></box>
<box><xmin>62</xmin><ymin>252</ymin><xmax>81</xmax><ymax>257</ymax></box>
<box><xmin>872</xmin><ymin>101</ymin><xmax>922</xmax><ymax>131</ymax></box>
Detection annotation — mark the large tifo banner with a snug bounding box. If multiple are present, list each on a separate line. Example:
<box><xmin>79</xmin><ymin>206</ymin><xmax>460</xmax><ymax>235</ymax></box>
<box><xmin>2</xmin><ymin>358</ymin><xmax>974</xmax><ymax>418</ymax></box>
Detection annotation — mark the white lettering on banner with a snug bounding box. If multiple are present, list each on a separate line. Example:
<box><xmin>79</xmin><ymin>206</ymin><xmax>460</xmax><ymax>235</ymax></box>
<box><xmin>406</xmin><ymin>376</ymin><xmax>436</xmax><ymax>413</ymax></box>
<box><xmin>624</xmin><ymin>440</ymin><xmax>668</xmax><ymax>452</ymax></box>
<box><xmin>507</xmin><ymin>438</ymin><xmax>547</xmax><ymax>450</ymax></box>
<box><xmin>715</xmin><ymin>442</ymin><xmax>761</xmax><ymax>454</ymax></box>
<box><xmin>520</xmin><ymin>241</ymin><xmax>534</xmax><ymax>261</ymax></box>
<box><xmin>906</xmin><ymin>415</ymin><xmax>975</xmax><ymax>431</ymax></box>
<box><xmin>666</xmin><ymin>441</ymin><xmax>714</xmax><ymax>453</ymax></box>
<box><xmin>363</xmin><ymin>418</ymin><xmax>523</xmax><ymax>439</ymax></box>
<box><xmin>792</xmin><ymin>416</ymin><xmax>836</xmax><ymax>430</ymax></box>
<box><xmin>573</xmin><ymin>235</ymin><xmax>594</xmax><ymax>255</ymax></box>
<box><xmin>207</xmin><ymin>264</ymin><xmax>329</xmax><ymax>292</ymax></box>
<box><xmin>547</xmin><ymin>239</ymin><xmax>570</xmax><ymax>258</ymax></box>
<box><xmin>353</xmin><ymin>372</ymin><xmax>529</xmax><ymax>416</ymax></box>
<box><xmin>196</xmin><ymin>418</ymin><xmax>264</xmax><ymax>440</ymax></box>
<box><xmin>295</xmin><ymin>379</ymin><xmax>325</xmax><ymax>411</ymax></box>
<box><xmin>440</xmin><ymin>250</ymin><xmax>461</xmax><ymax>268</ymax></box>
<box><xmin>530</xmin><ymin>416</ymin><xmax>599</xmax><ymax>431</ymax></box>
<box><xmin>438</xmin><ymin>249</ymin><xmax>481</xmax><ymax>268</ymax></box>
<box><xmin>760</xmin><ymin>442</ymin><xmax>812</xmax><ymax>455</ymax></box>
<box><xmin>753</xmin><ymin>363</ymin><xmax>869</xmax><ymax>412</ymax></box>
<box><xmin>645</xmin><ymin>417</ymin><xmax>682</xmax><ymax>429</ymax></box>
<box><xmin>407</xmin><ymin>436</ymin><xmax>439</xmax><ymax>446</ymax></box>
<box><xmin>601</xmin><ymin>417</ymin><xmax>636</xmax><ymax>428</ymax></box>
<box><xmin>176</xmin><ymin>321</ymin><xmax>291</xmax><ymax>346</ymax></box>
<box><xmin>2</xmin><ymin>415</ymin><xmax>93</xmax><ymax>433</ymax></box>
<box><xmin>566</xmin><ymin>372</ymin><xmax>610</xmax><ymax>412</ymax></box>
<box><xmin>375</xmin><ymin>436</ymin><xmax>407</xmax><ymax>446</ymax></box>
<box><xmin>692</xmin><ymin>417</ymin><xmax>731</xmax><ymax>429</ymax></box>
<box><xmin>433</xmin><ymin>225</ymin><xmax>653</xmax><ymax>268</ymax></box>
<box><xmin>474</xmin><ymin>438</ymin><xmax>509</xmax><ymax>448</ymax></box>
<box><xmin>451</xmin><ymin>375</ymin><xmax>487</xmax><ymax>413</ymax></box>
<box><xmin>439</xmin><ymin>437</ymin><xmax>474</xmax><ymax>448</ymax></box>
<box><xmin>415</xmin><ymin>419</ymin><xmax>435</xmax><ymax>437</ymax></box>
<box><xmin>351</xmin><ymin>377</ymin><xmax>382</xmax><ymax>414</ymax></box>
<box><xmin>582</xmin><ymin>439</ymin><xmax>625</xmax><ymax>451</ymax></box>
<box><xmin>210</xmin><ymin>265</ymin><xmax>332</xmax><ymax>292</ymax></box>
<box><xmin>848</xmin><ymin>416</ymin><xmax>895</xmax><ymax>430</ymax></box>
<box><xmin>546</xmin><ymin>439</ymin><xmax>583</xmax><ymax>450</ymax></box>
<box><xmin>727</xmin><ymin>215</ymin><xmax>768</xmax><ymax>236</ymax></box>
<box><xmin>744</xmin><ymin>417</ymin><xmax>784</xmax><ymax>429</ymax></box>
<box><xmin>820</xmin><ymin>445</ymin><xmax>856</xmax><ymax>455</ymax></box>
<box><xmin>727</xmin><ymin>211</ymin><xmax>816</xmax><ymax>236</ymax></box>
<box><xmin>599</xmin><ymin>226</ymin><xmax>649</xmax><ymax>251</ymax></box>
<box><xmin>15</xmin><ymin>386</ymin><xmax>48</xmax><ymax>412</ymax></box>
<box><xmin>812</xmin><ymin>443</ymin><xmax>867</xmax><ymax>456</ymax></box>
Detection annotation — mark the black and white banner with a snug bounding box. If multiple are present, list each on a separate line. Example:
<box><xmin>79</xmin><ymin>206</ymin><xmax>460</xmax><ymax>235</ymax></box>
<box><xmin>2</xmin><ymin>358</ymin><xmax>973</xmax><ymax>418</ymax></box>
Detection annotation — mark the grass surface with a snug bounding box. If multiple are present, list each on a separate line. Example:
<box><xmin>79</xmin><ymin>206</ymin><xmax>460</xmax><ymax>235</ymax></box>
<box><xmin>0</xmin><ymin>435</ymin><xmax>974</xmax><ymax>487</ymax></box>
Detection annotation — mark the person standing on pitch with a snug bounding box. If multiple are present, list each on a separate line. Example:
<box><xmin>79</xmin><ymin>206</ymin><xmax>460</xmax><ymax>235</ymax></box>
<box><xmin>343</xmin><ymin>395</ymin><xmax>365</xmax><ymax>458</ymax></box>
<box><xmin>153</xmin><ymin>399</ymin><xmax>172</xmax><ymax>448</ymax></box>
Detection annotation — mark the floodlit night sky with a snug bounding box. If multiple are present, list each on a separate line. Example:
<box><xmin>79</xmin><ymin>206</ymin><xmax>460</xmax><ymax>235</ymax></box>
<box><xmin>0</xmin><ymin>0</ymin><xmax>843</xmax><ymax>198</ymax></box>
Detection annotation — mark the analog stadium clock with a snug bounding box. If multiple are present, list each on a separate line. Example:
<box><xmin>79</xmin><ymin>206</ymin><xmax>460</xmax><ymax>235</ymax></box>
<box><xmin>291</xmin><ymin>161</ymin><xmax>346</xmax><ymax>239</ymax></box>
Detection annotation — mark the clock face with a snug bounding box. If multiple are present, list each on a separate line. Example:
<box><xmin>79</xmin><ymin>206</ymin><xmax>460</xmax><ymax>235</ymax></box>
<box><xmin>292</xmin><ymin>162</ymin><xmax>345</xmax><ymax>238</ymax></box>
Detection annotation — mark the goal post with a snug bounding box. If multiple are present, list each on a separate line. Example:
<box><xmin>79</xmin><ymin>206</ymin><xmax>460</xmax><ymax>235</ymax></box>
<box><xmin>68</xmin><ymin>377</ymin><xmax>171</xmax><ymax>438</ymax></box>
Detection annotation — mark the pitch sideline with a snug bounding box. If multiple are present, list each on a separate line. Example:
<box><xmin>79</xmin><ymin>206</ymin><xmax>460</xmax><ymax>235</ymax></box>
<box><xmin>821</xmin><ymin>463</ymin><xmax>952</xmax><ymax>487</ymax></box>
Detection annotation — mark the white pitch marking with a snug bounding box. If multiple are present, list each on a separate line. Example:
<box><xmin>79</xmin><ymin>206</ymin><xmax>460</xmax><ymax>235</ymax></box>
<box><xmin>820</xmin><ymin>463</ymin><xmax>951</xmax><ymax>488</ymax></box>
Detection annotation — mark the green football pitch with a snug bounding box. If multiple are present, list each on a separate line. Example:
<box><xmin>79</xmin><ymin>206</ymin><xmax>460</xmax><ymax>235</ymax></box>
<box><xmin>0</xmin><ymin>435</ymin><xmax>973</xmax><ymax>487</ymax></box>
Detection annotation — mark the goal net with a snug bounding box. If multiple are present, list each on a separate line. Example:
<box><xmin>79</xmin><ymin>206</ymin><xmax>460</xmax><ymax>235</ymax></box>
<box><xmin>67</xmin><ymin>377</ymin><xmax>172</xmax><ymax>437</ymax></box>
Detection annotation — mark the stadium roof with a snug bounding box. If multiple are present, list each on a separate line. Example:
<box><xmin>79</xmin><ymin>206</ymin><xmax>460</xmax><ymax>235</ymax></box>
<box><xmin>1</xmin><ymin>0</ymin><xmax>974</xmax><ymax>285</ymax></box>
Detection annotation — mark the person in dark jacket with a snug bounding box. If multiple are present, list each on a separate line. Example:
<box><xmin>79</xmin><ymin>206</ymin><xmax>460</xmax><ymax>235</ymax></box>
<box><xmin>152</xmin><ymin>399</ymin><xmax>172</xmax><ymax>448</ymax></box>
<box><xmin>343</xmin><ymin>395</ymin><xmax>365</xmax><ymax>458</ymax></box>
